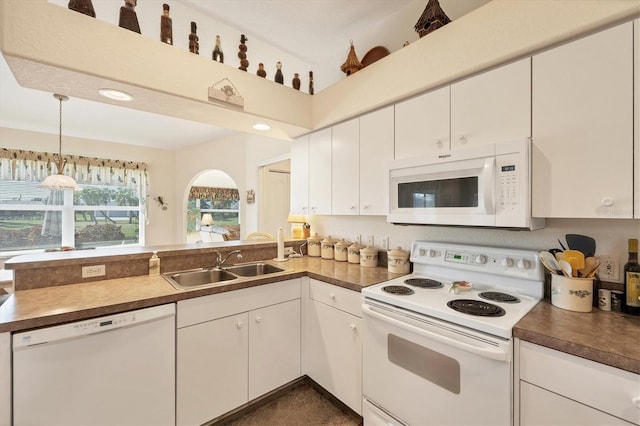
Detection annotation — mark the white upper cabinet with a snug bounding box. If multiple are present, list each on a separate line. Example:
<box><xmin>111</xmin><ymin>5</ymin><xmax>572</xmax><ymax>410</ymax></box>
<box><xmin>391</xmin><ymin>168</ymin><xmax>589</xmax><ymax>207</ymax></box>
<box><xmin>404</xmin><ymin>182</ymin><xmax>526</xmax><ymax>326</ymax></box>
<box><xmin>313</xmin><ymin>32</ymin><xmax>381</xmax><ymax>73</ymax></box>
<box><xmin>360</xmin><ymin>106</ymin><xmax>395</xmax><ymax>215</ymax></box>
<box><xmin>308</xmin><ymin>128</ymin><xmax>332</xmax><ymax>215</ymax></box>
<box><xmin>395</xmin><ymin>86</ymin><xmax>449</xmax><ymax>159</ymax></box>
<box><xmin>450</xmin><ymin>58</ymin><xmax>531</xmax><ymax>149</ymax></box>
<box><xmin>394</xmin><ymin>59</ymin><xmax>530</xmax><ymax>159</ymax></box>
<box><xmin>532</xmin><ymin>22</ymin><xmax>634</xmax><ymax>218</ymax></box>
<box><xmin>635</xmin><ymin>19</ymin><xmax>639</xmax><ymax>219</ymax></box>
<box><xmin>290</xmin><ymin>135</ymin><xmax>309</xmax><ymax>215</ymax></box>
<box><xmin>331</xmin><ymin>118</ymin><xmax>360</xmax><ymax>215</ymax></box>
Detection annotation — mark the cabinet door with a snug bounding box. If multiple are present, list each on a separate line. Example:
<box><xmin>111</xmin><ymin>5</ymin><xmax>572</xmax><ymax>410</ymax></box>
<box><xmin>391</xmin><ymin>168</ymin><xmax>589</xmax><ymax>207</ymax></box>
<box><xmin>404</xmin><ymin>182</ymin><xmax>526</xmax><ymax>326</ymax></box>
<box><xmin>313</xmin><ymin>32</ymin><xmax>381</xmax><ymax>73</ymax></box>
<box><xmin>635</xmin><ymin>20</ymin><xmax>639</xmax><ymax>218</ymax></box>
<box><xmin>306</xmin><ymin>299</ymin><xmax>362</xmax><ymax>415</ymax></box>
<box><xmin>520</xmin><ymin>382</ymin><xmax>630</xmax><ymax>426</ymax></box>
<box><xmin>248</xmin><ymin>299</ymin><xmax>301</xmax><ymax>400</ymax></box>
<box><xmin>308</xmin><ymin>127</ymin><xmax>332</xmax><ymax>215</ymax></box>
<box><xmin>290</xmin><ymin>135</ymin><xmax>309</xmax><ymax>215</ymax></box>
<box><xmin>360</xmin><ymin>106</ymin><xmax>394</xmax><ymax>215</ymax></box>
<box><xmin>177</xmin><ymin>313</ymin><xmax>249</xmax><ymax>426</ymax></box>
<box><xmin>451</xmin><ymin>58</ymin><xmax>531</xmax><ymax>149</ymax></box>
<box><xmin>394</xmin><ymin>86</ymin><xmax>450</xmax><ymax>158</ymax></box>
<box><xmin>332</xmin><ymin>118</ymin><xmax>360</xmax><ymax>215</ymax></box>
<box><xmin>532</xmin><ymin>22</ymin><xmax>633</xmax><ymax>218</ymax></box>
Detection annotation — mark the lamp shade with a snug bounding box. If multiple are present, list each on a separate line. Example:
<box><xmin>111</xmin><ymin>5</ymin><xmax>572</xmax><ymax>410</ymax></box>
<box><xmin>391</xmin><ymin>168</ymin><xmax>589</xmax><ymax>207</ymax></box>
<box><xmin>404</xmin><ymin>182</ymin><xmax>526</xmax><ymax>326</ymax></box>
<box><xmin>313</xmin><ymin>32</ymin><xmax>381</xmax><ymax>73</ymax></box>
<box><xmin>287</xmin><ymin>214</ymin><xmax>306</xmax><ymax>224</ymax></box>
<box><xmin>201</xmin><ymin>213</ymin><xmax>214</xmax><ymax>226</ymax></box>
<box><xmin>40</xmin><ymin>172</ymin><xmax>81</xmax><ymax>191</ymax></box>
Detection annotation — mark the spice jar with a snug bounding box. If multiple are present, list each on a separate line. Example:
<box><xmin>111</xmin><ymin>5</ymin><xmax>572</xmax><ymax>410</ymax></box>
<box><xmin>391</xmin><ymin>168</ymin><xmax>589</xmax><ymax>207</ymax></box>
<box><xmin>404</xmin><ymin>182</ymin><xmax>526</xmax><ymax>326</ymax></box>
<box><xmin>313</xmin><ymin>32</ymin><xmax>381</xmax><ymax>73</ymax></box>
<box><xmin>348</xmin><ymin>242</ymin><xmax>363</xmax><ymax>264</ymax></box>
<box><xmin>321</xmin><ymin>236</ymin><xmax>336</xmax><ymax>260</ymax></box>
<box><xmin>334</xmin><ymin>240</ymin><xmax>349</xmax><ymax>262</ymax></box>
<box><xmin>360</xmin><ymin>246</ymin><xmax>379</xmax><ymax>268</ymax></box>
<box><xmin>387</xmin><ymin>247</ymin><xmax>410</xmax><ymax>274</ymax></box>
<box><xmin>307</xmin><ymin>234</ymin><xmax>322</xmax><ymax>257</ymax></box>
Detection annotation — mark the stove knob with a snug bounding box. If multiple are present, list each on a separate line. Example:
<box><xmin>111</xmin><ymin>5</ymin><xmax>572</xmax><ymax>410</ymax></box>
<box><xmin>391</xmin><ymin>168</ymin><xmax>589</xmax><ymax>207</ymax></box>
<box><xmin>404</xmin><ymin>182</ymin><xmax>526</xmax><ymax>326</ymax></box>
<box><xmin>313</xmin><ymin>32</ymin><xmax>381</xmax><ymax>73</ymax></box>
<box><xmin>474</xmin><ymin>255</ymin><xmax>487</xmax><ymax>264</ymax></box>
<box><xmin>501</xmin><ymin>257</ymin><xmax>514</xmax><ymax>267</ymax></box>
<box><xmin>427</xmin><ymin>249</ymin><xmax>437</xmax><ymax>257</ymax></box>
<box><xmin>517</xmin><ymin>259</ymin><xmax>531</xmax><ymax>270</ymax></box>
<box><xmin>418</xmin><ymin>248</ymin><xmax>426</xmax><ymax>256</ymax></box>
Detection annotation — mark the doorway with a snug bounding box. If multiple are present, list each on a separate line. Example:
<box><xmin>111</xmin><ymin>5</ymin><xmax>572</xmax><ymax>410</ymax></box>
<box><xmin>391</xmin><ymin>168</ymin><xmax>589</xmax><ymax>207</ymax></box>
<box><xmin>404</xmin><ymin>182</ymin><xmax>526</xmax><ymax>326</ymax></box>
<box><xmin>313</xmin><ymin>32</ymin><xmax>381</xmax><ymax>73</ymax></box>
<box><xmin>258</xmin><ymin>159</ymin><xmax>290</xmax><ymax>237</ymax></box>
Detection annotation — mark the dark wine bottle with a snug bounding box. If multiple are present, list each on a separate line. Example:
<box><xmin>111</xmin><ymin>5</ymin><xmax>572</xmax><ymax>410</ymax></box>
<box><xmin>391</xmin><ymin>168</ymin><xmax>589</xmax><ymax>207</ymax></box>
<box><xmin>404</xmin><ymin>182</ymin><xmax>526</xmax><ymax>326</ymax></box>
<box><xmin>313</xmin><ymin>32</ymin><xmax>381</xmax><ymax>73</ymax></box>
<box><xmin>623</xmin><ymin>238</ymin><xmax>640</xmax><ymax>315</ymax></box>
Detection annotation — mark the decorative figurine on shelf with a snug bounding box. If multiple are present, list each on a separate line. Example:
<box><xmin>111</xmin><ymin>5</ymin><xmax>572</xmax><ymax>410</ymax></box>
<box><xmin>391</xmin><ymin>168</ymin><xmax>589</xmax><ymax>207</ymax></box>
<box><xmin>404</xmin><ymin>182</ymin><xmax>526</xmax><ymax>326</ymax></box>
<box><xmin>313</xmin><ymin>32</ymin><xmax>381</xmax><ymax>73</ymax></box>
<box><xmin>340</xmin><ymin>40</ymin><xmax>363</xmax><ymax>76</ymax></box>
<box><xmin>212</xmin><ymin>35</ymin><xmax>224</xmax><ymax>63</ymax></box>
<box><xmin>274</xmin><ymin>62</ymin><xmax>284</xmax><ymax>84</ymax></box>
<box><xmin>414</xmin><ymin>0</ymin><xmax>451</xmax><ymax>38</ymax></box>
<box><xmin>119</xmin><ymin>0</ymin><xmax>141</xmax><ymax>34</ymax></box>
<box><xmin>292</xmin><ymin>73</ymin><xmax>301</xmax><ymax>90</ymax></box>
<box><xmin>238</xmin><ymin>34</ymin><xmax>249</xmax><ymax>71</ymax></box>
<box><xmin>68</xmin><ymin>0</ymin><xmax>95</xmax><ymax>17</ymax></box>
<box><xmin>309</xmin><ymin>71</ymin><xmax>314</xmax><ymax>95</ymax></box>
<box><xmin>257</xmin><ymin>63</ymin><xmax>267</xmax><ymax>78</ymax></box>
<box><xmin>189</xmin><ymin>21</ymin><xmax>199</xmax><ymax>54</ymax></box>
<box><xmin>160</xmin><ymin>3</ymin><xmax>173</xmax><ymax>45</ymax></box>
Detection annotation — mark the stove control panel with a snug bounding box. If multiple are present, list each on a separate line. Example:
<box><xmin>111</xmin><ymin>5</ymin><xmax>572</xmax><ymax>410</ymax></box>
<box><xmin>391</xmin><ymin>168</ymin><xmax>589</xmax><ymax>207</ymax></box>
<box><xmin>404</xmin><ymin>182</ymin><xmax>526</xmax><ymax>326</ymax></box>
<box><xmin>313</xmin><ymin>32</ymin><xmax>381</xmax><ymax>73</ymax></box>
<box><xmin>410</xmin><ymin>241</ymin><xmax>543</xmax><ymax>282</ymax></box>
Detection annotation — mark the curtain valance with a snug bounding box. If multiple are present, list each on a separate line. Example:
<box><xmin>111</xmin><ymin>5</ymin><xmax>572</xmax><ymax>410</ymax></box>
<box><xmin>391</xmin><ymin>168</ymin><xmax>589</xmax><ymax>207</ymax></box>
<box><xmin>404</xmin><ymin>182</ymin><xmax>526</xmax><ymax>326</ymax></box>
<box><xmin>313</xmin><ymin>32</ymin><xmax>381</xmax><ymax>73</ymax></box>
<box><xmin>189</xmin><ymin>186</ymin><xmax>239</xmax><ymax>200</ymax></box>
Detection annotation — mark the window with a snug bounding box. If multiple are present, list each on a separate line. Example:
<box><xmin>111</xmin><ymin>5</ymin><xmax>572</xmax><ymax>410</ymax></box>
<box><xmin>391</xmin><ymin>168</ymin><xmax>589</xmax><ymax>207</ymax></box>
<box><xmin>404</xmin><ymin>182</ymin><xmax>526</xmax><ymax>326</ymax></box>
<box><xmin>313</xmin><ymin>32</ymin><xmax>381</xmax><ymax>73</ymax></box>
<box><xmin>187</xmin><ymin>186</ymin><xmax>240</xmax><ymax>240</ymax></box>
<box><xmin>0</xmin><ymin>149</ymin><xmax>148</xmax><ymax>254</ymax></box>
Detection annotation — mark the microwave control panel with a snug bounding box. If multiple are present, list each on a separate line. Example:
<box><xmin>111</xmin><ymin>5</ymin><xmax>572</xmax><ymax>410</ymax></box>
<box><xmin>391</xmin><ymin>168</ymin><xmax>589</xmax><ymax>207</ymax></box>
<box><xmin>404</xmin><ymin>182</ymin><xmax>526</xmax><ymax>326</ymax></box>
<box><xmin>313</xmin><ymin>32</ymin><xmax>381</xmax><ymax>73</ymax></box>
<box><xmin>496</xmin><ymin>151</ymin><xmax>524</xmax><ymax>215</ymax></box>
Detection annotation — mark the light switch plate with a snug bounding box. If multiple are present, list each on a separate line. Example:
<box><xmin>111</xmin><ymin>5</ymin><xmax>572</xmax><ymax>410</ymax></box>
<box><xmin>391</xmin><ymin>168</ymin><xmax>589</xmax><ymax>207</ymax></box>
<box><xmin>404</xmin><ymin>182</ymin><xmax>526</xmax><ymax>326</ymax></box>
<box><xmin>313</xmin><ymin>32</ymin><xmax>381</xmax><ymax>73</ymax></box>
<box><xmin>82</xmin><ymin>265</ymin><xmax>106</xmax><ymax>278</ymax></box>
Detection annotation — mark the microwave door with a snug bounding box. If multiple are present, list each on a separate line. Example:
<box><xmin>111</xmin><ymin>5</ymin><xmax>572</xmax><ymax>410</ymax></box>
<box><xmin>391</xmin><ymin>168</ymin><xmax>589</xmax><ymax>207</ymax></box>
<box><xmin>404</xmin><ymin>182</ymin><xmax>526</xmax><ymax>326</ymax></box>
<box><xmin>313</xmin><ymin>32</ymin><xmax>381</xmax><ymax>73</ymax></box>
<box><xmin>388</xmin><ymin>157</ymin><xmax>495</xmax><ymax>226</ymax></box>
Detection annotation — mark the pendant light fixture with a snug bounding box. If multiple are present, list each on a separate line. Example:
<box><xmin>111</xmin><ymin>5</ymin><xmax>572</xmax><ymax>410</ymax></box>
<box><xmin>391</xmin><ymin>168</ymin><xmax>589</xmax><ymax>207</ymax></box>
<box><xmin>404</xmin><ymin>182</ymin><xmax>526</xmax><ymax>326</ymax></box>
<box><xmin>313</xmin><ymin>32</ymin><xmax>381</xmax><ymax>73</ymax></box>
<box><xmin>39</xmin><ymin>94</ymin><xmax>80</xmax><ymax>191</ymax></box>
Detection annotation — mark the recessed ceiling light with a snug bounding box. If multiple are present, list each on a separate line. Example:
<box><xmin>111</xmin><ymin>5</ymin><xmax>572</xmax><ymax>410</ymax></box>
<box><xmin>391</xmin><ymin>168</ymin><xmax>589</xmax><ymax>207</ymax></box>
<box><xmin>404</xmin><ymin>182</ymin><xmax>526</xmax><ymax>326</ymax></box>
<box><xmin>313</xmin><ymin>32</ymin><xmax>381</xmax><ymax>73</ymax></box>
<box><xmin>98</xmin><ymin>89</ymin><xmax>134</xmax><ymax>102</ymax></box>
<box><xmin>252</xmin><ymin>123</ymin><xmax>271</xmax><ymax>131</ymax></box>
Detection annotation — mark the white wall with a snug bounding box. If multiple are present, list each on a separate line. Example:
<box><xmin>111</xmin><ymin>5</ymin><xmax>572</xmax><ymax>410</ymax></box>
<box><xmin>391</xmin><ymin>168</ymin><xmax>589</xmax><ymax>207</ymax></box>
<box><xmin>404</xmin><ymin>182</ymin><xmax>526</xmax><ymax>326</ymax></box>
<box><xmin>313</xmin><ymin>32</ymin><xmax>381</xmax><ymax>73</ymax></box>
<box><xmin>0</xmin><ymin>127</ymin><xmax>177</xmax><ymax>246</ymax></box>
<box><xmin>309</xmin><ymin>215</ymin><xmax>639</xmax><ymax>283</ymax></box>
<box><xmin>173</xmin><ymin>132</ymin><xmax>290</xmax><ymax>243</ymax></box>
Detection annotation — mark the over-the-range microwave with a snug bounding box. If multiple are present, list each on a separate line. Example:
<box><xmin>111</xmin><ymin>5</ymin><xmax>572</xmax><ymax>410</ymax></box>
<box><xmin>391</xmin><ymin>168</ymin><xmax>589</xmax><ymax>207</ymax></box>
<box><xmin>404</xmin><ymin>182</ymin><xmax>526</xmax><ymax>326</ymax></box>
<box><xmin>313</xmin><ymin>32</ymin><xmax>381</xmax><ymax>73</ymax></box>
<box><xmin>387</xmin><ymin>138</ymin><xmax>545</xmax><ymax>230</ymax></box>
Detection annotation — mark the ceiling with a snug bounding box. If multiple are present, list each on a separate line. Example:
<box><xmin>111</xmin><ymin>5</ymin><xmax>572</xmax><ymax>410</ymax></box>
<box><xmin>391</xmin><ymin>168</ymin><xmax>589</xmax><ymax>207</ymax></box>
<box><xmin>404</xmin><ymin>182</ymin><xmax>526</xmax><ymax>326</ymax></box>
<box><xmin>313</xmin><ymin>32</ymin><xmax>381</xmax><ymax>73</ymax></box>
<box><xmin>0</xmin><ymin>0</ymin><xmax>489</xmax><ymax>151</ymax></box>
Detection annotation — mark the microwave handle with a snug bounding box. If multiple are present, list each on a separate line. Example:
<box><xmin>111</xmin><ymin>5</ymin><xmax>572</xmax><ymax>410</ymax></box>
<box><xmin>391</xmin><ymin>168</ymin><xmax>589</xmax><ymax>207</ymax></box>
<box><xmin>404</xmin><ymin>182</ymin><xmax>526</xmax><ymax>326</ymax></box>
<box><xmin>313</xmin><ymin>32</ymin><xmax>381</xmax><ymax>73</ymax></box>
<box><xmin>482</xmin><ymin>158</ymin><xmax>495</xmax><ymax>214</ymax></box>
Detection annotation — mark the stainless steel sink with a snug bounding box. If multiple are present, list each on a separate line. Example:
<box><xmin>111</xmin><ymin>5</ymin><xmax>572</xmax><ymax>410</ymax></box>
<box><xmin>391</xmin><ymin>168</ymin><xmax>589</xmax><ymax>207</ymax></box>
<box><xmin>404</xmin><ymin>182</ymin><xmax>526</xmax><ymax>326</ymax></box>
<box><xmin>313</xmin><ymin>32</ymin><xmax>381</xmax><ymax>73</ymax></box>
<box><xmin>162</xmin><ymin>262</ymin><xmax>289</xmax><ymax>290</ymax></box>
<box><xmin>224</xmin><ymin>263</ymin><xmax>285</xmax><ymax>277</ymax></box>
<box><xmin>162</xmin><ymin>268</ymin><xmax>238</xmax><ymax>290</ymax></box>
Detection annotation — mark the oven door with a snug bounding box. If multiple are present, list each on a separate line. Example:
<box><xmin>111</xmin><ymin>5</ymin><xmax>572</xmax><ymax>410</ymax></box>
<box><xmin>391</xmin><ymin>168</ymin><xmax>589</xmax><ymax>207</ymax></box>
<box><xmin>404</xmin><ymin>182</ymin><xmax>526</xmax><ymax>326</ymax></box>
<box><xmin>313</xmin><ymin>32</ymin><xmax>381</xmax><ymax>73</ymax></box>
<box><xmin>362</xmin><ymin>301</ymin><xmax>513</xmax><ymax>426</ymax></box>
<box><xmin>388</xmin><ymin>145</ymin><xmax>496</xmax><ymax>227</ymax></box>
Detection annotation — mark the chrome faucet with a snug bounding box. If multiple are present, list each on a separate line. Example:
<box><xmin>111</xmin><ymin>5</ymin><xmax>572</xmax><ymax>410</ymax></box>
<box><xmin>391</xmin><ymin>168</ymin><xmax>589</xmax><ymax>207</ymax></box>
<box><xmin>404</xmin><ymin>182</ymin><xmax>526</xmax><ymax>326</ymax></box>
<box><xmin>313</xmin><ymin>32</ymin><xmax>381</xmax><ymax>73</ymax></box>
<box><xmin>214</xmin><ymin>249</ymin><xmax>242</xmax><ymax>268</ymax></box>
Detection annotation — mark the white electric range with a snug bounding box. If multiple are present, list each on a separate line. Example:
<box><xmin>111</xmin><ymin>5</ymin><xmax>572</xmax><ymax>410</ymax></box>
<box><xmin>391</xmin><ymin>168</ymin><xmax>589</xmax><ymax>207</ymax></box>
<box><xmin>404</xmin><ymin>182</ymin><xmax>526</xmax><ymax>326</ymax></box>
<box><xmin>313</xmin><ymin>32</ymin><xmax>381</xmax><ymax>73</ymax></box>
<box><xmin>361</xmin><ymin>241</ymin><xmax>544</xmax><ymax>426</ymax></box>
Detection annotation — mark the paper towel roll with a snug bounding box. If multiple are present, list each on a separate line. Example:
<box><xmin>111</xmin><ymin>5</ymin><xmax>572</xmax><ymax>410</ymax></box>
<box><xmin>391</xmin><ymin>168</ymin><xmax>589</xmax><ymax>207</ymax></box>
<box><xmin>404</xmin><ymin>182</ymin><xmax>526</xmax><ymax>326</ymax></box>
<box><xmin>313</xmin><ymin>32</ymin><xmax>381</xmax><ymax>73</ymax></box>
<box><xmin>277</xmin><ymin>227</ymin><xmax>285</xmax><ymax>260</ymax></box>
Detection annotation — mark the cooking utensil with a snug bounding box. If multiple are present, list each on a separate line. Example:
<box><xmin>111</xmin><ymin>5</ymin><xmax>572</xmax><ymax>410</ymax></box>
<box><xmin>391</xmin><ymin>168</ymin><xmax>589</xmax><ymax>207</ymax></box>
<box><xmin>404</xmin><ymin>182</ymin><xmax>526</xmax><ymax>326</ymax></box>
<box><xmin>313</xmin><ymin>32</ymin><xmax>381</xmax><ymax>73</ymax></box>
<box><xmin>563</xmin><ymin>249</ymin><xmax>585</xmax><ymax>276</ymax></box>
<box><xmin>555</xmin><ymin>251</ymin><xmax>565</xmax><ymax>262</ymax></box>
<box><xmin>586</xmin><ymin>260</ymin><xmax>601</xmax><ymax>278</ymax></box>
<box><xmin>557</xmin><ymin>239</ymin><xmax>567</xmax><ymax>251</ymax></box>
<box><xmin>539</xmin><ymin>251</ymin><xmax>561</xmax><ymax>275</ymax></box>
<box><xmin>580</xmin><ymin>256</ymin><xmax>600</xmax><ymax>278</ymax></box>
<box><xmin>558</xmin><ymin>260</ymin><xmax>572</xmax><ymax>277</ymax></box>
<box><xmin>566</xmin><ymin>234</ymin><xmax>596</xmax><ymax>257</ymax></box>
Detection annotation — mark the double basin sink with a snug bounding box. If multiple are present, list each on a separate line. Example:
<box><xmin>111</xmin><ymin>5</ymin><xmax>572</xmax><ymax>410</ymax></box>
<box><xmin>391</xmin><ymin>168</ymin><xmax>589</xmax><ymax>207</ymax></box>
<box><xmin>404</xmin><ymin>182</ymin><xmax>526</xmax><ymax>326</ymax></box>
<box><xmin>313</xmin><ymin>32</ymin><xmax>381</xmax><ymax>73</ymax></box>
<box><xmin>162</xmin><ymin>262</ymin><xmax>290</xmax><ymax>290</ymax></box>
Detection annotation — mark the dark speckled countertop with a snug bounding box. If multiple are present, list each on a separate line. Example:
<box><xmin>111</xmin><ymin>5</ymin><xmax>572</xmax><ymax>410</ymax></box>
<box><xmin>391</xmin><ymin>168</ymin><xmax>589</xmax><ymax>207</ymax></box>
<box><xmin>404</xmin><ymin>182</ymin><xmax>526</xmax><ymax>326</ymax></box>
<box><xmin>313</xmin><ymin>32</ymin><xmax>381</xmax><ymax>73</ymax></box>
<box><xmin>514</xmin><ymin>301</ymin><xmax>640</xmax><ymax>374</ymax></box>
<box><xmin>1</xmin><ymin>253</ymin><xmax>638</xmax><ymax>375</ymax></box>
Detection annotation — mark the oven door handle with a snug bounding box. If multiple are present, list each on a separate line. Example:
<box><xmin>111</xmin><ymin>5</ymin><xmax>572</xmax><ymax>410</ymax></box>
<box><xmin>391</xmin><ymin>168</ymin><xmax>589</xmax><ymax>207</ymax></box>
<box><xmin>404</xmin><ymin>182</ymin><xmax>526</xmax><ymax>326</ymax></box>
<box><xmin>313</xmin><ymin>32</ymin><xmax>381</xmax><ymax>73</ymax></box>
<box><xmin>362</xmin><ymin>304</ymin><xmax>509</xmax><ymax>362</ymax></box>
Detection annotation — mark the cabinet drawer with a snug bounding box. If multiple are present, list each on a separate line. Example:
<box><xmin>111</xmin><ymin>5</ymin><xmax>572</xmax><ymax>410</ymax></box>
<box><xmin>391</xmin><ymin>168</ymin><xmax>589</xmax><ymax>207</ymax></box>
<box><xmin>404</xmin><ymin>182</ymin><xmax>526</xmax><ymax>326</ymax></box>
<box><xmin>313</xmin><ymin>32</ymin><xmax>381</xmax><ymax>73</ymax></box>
<box><xmin>309</xmin><ymin>279</ymin><xmax>361</xmax><ymax>318</ymax></box>
<box><xmin>178</xmin><ymin>279</ymin><xmax>301</xmax><ymax>328</ymax></box>
<box><xmin>519</xmin><ymin>340</ymin><xmax>640</xmax><ymax>424</ymax></box>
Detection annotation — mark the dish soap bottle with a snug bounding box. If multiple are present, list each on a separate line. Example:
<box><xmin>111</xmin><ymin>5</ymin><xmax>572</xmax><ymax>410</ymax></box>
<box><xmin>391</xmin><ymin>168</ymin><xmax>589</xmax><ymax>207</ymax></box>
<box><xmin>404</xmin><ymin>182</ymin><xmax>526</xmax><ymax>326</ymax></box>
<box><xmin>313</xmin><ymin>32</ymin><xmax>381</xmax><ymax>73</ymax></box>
<box><xmin>623</xmin><ymin>238</ymin><xmax>639</xmax><ymax>315</ymax></box>
<box><xmin>149</xmin><ymin>251</ymin><xmax>160</xmax><ymax>276</ymax></box>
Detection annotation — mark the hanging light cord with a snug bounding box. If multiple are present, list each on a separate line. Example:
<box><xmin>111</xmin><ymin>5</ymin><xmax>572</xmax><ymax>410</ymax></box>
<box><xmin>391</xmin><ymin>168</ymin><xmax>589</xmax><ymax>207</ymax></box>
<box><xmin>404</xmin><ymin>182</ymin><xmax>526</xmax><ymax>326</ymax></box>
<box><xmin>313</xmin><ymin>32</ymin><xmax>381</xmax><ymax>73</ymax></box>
<box><xmin>53</xmin><ymin>94</ymin><xmax>69</xmax><ymax>173</ymax></box>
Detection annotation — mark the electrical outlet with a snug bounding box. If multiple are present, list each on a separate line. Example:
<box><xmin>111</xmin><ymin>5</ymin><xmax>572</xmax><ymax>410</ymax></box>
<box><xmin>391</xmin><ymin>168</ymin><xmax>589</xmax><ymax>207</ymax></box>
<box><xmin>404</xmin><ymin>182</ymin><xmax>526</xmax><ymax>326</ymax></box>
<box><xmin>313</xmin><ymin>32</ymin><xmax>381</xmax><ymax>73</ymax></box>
<box><xmin>82</xmin><ymin>265</ymin><xmax>106</xmax><ymax>278</ymax></box>
<box><xmin>376</xmin><ymin>235</ymin><xmax>389</xmax><ymax>251</ymax></box>
<box><xmin>351</xmin><ymin>234</ymin><xmax>361</xmax><ymax>245</ymax></box>
<box><xmin>599</xmin><ymin>255</ymin><xmax>619</xmax><ymax>281</ymax></box>
<box><xmin>366</xmin><ymin>235</ymin><xmax>374</xmax><ymax>246</ymax></box>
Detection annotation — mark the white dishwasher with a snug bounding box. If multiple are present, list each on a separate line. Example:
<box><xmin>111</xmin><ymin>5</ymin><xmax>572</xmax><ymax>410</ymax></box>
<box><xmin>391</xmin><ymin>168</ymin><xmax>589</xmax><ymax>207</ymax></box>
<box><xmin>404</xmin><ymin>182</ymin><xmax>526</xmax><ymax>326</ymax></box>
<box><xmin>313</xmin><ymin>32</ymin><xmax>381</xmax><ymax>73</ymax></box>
<box><xmin>13</xmin><ymin>303</ymin><xmax>176</xmax><ymax>426</ymax></box>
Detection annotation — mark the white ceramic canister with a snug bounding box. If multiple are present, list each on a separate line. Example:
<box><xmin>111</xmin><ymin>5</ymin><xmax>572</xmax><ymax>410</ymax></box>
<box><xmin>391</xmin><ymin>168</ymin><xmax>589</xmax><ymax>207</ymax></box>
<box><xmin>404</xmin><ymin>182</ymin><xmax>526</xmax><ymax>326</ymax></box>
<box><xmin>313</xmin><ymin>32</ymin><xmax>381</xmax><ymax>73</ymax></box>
<box><xmin>307</xmin><ymin>234</ymin><xmax>322</xmax><ymax>257</ymax></box>
<box><xmin>321</xmin><ymin>236</ymin><xmax>336</xmax><ymax>259</ymax></box>
<box><xmin>334</xmin><ymin>240</ymin><xmax>350</xmax><ymax>262</ymax></box>
<box><xmin>348</xmin><ymin>242</ymin><xmax>363</xmax><ymax>264</ymax></box>
<box><xmin>550</xmin><ymin>274</ymin><xmax>593</xmax><ymax>312</ymax></box>
<box><xmin>387</xmin><ymin>247</ymin><xmax>410</xmax><ymax>274</ymax></box>
<box><xmin>360</xmin><ymin>246</ymin><xmax>379</xmax><ymax>267</ymax></box>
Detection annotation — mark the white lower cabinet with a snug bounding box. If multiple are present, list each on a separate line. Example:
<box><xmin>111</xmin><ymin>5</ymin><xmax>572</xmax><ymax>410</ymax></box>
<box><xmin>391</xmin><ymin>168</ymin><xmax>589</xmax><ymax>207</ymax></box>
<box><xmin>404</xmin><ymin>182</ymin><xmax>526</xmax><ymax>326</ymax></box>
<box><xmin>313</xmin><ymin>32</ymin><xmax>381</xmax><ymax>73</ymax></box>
<box><xmin>176</xmin><ymin>280</ymin><xmax>301</xmax><ymax>426</ymax></box>
<box><xmin>517</xmin><ymin>339</ymin><xmax>640</xmax><ymax>425</ymax></box>
<box><xmin>306</xmin><ymin>279</ymin><xmax>362</xmax><ymax>415</ymax></box>
<box><xmin>0</xmin><ymin>333</ymin><xmax>9</xmax><ymax>426</ymax></box>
